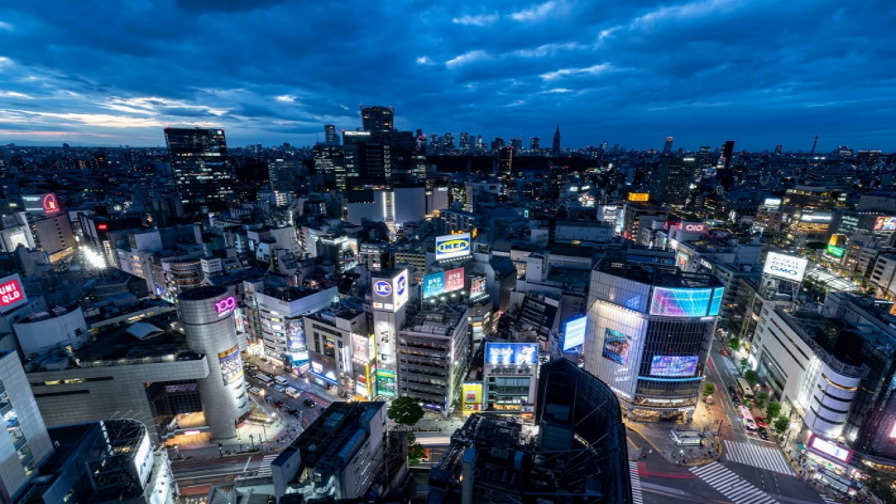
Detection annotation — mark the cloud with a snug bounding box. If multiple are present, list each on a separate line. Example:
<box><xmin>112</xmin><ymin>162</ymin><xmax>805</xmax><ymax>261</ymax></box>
<box><xmin>415</xmin><ymin>56</ymin><xmax>435</xmax><ymax>65</ymax></box>
<box><xmin>451</xmin><ymin>13</ymin><xmax>499</xmax><ymax>26</ymax></box>
<box><xmin>275</xmin><ymin>94</ymin><xmax>297</xmax><ymax>103</ymax></box>
<box><xmin>445</xmin><ymin>50</ymin><xmax>491</xmax><ymax>69</ymax></box>
<box><xmin>540</xmin><ymin>63</ymin><xmax>612</xmax><ymax>81</ymax></box>
<box><xmin>510</xmin><ymin>1</ymin><xmax>565</xmax><ymax>22</ymax></box>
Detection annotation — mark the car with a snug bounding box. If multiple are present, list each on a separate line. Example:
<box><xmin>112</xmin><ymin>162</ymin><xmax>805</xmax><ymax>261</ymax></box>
<box><xmin>273</xmin><ymin>400</ymin><xmax>285</xmax><ymax>408</ymax></box>
<box><xmin>754</xmin><ymin>416</ymin><xmax>767</xmax><ymax>427</ymax></box>
<box><xmin>758</xmin><ymin>427</ymin><xmax>769</xmax><ymax>440</ymax></box>
<box><xmin>273</xmin><ymin>384</ymin><xmax>286</xmax><ymax>392</ymax></box>
<box><xmin>731</xmin><ymin>396</ymin><xmax>741</xmax><ymax>406</ymax></box>
<box><xmin>264</xmin><ymin>394</ymin><xmax>273</xmax><ymax>402</ymax></box>
<box><xmin>303</xmin><ymin>398</ymin><xmax>316</xmax><ymax>408</ymax></box>
<box><xmin>720</xmin><ymin>349</ymin><xmax>729</xmax><ymax>356</ymax></box>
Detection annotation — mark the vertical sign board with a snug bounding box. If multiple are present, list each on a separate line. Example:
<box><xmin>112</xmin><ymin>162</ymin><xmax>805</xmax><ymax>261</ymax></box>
<box><xmin>462</xmin><ymin>383</ymin><xmax>483</xmax><ymax>412</ymax></box>
<box><xmin>422</xmin><ymin>272</ymin><xmax>446</xmax><ymax>299</ymax></box>
<box><xmin>0</xmin><ymin>274</ymin><xmax>27</xmax><ymax>313</ymax></box>
<box><xmin>372</xmin><ymin>269</ymin><xmax>409</xmax><ymax>311</ymax></box>
<box><xmin>444</xmin><ymin>268</ymin><xmax>465</xmax><ymax>293</ymax></box>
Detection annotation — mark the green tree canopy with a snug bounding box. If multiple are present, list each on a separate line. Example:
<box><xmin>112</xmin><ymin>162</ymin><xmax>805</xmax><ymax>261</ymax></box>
<box><xmin>387</xmin><ymin>396</ymin><xmax>425</xmax><ymax>427</ymax></box>
<box><xmin>766</xmin><ymin>401</ymin><xmax>782</xmax><ymax>420</ymax></box>
<box><xmin>773</xmin><ymin>417</ymin><xmax>789</xmax><ymax>432</ymax></box>
<box><xmin>728</xmin><ymin>338</ymin><xmax>741</xmax><ymax>352</ymax></box>
<box><xmin>756</xmin><ymin>391</ymin><xmax>769</xmax><ymax>409</ymax></box>
<box><xmin>702</xmin><ymin>382</ymin><xmax>715</xmax><ymax>397</ymax></box>
<box><xmin>744</xmin><ymin>370</ymin><xmax>760</xmax><ymax>387</ymax></box>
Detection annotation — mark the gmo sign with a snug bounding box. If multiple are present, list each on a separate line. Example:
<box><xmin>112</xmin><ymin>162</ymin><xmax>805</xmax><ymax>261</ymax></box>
<box><xmin>763</xmin><ymin>252</ymin><xmax>808</xmax><ymax>282</ymax></box>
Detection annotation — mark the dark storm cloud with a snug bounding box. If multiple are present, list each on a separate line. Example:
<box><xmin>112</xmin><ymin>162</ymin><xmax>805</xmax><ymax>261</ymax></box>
<box><xmin>0</xmin><ymin>0</ymin><xmax>894</xmax><ymax>150</ymax></box>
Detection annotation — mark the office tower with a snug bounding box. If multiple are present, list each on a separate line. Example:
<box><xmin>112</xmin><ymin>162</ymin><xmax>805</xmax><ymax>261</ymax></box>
<box><xmin>459</xmin><ymin>131</ymin><xmax>470</xmax><ymax>151</ymax></box>
<box><xmin>0</xmin><ymin>351</ymin><xmax>53</xmax><ymax>501</ymax></box>
<box><xmin>268</xmin><ymin>158</ymin><xmax>300</xmax><ymax>206</ymax></box>
<box><xmin>324</xmin><ymin>124</ymin><xmax>338</xmax><ymax>145</ymax></box>
<box><xmin>510</xmin><ymin>138</ymin><xmax>522</xmax><ymax>150</ymax></box>
<box><xmin>164</xmin><ymin>127</ymin><xmax>234</xmax><ymax>213</ymax></box>
<box><xmin>584</xmin><ymin>261</ymin><xmax>723</xmax><ymax>421</ymax></box>
<box><xmin>775</xmin><ymin>144</ymin><xmax>783</xmax><ymax>155</ymax></box>
<box><xmin>530</xmin><ymin>137</ymin><xmax>540</xmax><ymax>150</ymax></box>
<box><xmin>430</xmin><ymin>359</ymin><xmax>631</xmax><ymax>504</ymax></box>
<box><xmin>652</xmin><ymin>156</ymin><xmax>696</xmax><ymax>205</ymax></box>
<box><xmin>498</xmin><ymin>146</ymin><xmax>513</xmax><ymax>177</ymax></box>
<box><xmin>490</xmin><ymin>137</ymin><xmax>504</xmax><ymax>151</ymax></box>
<box><xmin>695</xmin><ymin>145</ymin><xmax>714</xmax><ymax>170</ymax></box>
<box><xmin>551</xmin><ymin>125</ymin><xmax>561</xmax><ymax>155</ymax></box>
<box><xmin>718</xmin><ymin>139</ymin><xmax>736</xmax><ymax>170</ymax></box>
<box><xmin>663</xmin><ymin>136</ymin><xmax>674</xmax><ymax>154</ymax></box>
<box><xmin>177</xmin><ymin>286</ymin><xmax>249</xmax><ymax>440</ymax></box>
<box><xmin>361</xmin><ymin>105</ymin><xmax>394</xmax><ymax>132</ymax></box>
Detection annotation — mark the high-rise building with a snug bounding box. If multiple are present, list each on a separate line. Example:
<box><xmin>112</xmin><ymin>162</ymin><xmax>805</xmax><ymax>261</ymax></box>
<box><xmin>324</xmin><ymin>124</ymin><xmax>338</xmax><ymax>145</ymax></box>
<box><xmin>585</xmin><ymin>260</ymin><xmax>723</xmax><ymax>421</ymax></box>
<box><xmin>177</xmin><ymin>286</ymin><xmax>249</xmax><ymax>440</ymax></box>
<box><xmin>164</xmin><ymin>127</ymin><xmax>234</xmax><ymax>213</ymax></box>
<box><xmin>530</xmin><ymin>136</ymin><xmax>540</xmax><ymax>150</ymax></box>
<box><xmin>361</xmin><ymin>105</ymin><xmax>394</xmax><ymax>132</ymax></box>
<box><xmin>268</xmin><ymin>158</ymin><xmax>301</xmax><ymax>206</ymax></box>
<box><xmin>551</xmin><ymin>125</ymin><xmax>561</xmax><ymax>155</ymax></box>
<box><xmin>663</xmin><ymin>136</ymin><xmax>674</xmax><ymax>154</ymax></box>
<box><xmin>651</xmin><ymin>157</ymin><xmax>696</xmax><ymax>206</ymax></box>
<box><xmin>718</xmin><ymin>139</ymin><xmax>736</xmax><ymax>170</ymax></box>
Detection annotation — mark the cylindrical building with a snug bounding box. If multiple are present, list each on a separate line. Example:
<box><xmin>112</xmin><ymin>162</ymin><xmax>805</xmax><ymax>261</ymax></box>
<box><xmin>177</xmin><ymin>286</ymin><xmax>248</xmax><ymax>439</ymax></box>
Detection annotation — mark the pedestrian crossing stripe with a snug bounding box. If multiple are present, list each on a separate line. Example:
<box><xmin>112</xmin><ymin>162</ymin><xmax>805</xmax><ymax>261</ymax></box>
<box><xmin>820</xmin><ymin>496</ymin><xmax>841</xmax><ymax>504</ymax></box>
<box><xmin>691</xmin><ymin>462</ymin><xmax>780</xmax><ymax>504</ymax></box>
<box><xmin>724</xmin><ymin>440</ymin><xmax>794</xmax><ymax>476</ymax></box>
<box><xmin>628</xmin><ymin>461</ymin><xmax>643</xmax><ymax>504</ymax></box>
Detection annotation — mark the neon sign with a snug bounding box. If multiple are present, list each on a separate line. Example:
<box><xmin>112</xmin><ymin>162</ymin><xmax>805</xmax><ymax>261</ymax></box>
<box><xmin>42</xmin><ymin>193</ymin><xmax>59</xmax><ymax>214</ymax></box>
<box><xmin>373</xmin><ymin>280</ymin><xmax>392</xmax><ymax>297</ymax></box>
<box><xmin>214</xmin><ymin>296</ymin><xmax>237</xmax><ymax>314</ymax></box>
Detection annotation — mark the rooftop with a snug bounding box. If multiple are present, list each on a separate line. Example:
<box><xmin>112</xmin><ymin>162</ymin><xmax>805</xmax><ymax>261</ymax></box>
<box><xmin>595</xmin><ymin>258</ymin><xmax>723</xmax><ymax>289</ymax></box>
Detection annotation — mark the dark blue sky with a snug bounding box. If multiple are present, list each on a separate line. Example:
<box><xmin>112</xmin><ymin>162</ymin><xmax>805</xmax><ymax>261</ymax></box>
<box><xmin>1</xmin><ymin>0</ymin><xmax>894</xmax><ymax>151</ymax></box>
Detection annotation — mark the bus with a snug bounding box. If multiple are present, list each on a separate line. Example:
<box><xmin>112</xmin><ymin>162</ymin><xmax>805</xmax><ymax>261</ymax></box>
<box><xmin>739</xmin><ymin>405</ymin><xmax>757</xmax><ymax>432</ymax></box>
<box><xmin>255</xmin><ymin>373</ymin><xmax>273</xmax><ymax>384</ymax></box>
<box><xmin>736</xmin><ymin>378</ymin><xmax>755</xmax><ymax>400</ymax></box>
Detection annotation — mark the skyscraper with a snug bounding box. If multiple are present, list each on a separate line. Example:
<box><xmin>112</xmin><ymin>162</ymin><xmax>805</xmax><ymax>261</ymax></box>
<box><xmin>530</xmin><ymin>137</ymin><xmax>540</xmax><ymax>150</ymax></box>
<box><xmin>551</xmin><ymin>125</ymin><xmax>561</xmax><ymax>155</ymax></box>
<box><xmin>324</xmin><ymin>124</ymin><xmax>338</xmax><ymax>145</ymax></box>
<box><xmin>718</xmin><ymin>139</ymin><xmax>736</xmax><ymax>170</ymax></box>
<box><xmin>663</xmin><ymin>136</ymin><xmax>674</xmax><ymax>154</ymax></box>
<box><xmin>164</xmin><ymin>127</ymin><xmax>234</xmax><ymax>213</ymax></box>
<box><xmin>361</xmin><ymin>105</ymin><xmax>394</xmax><ymax>132</ymax></box>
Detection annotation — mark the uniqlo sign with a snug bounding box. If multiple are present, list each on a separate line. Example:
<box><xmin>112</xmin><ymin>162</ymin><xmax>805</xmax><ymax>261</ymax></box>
<box><xmin>0</xmin><ymin>274</ymin><xmax>27</xmax><ymax>312</ymax></box>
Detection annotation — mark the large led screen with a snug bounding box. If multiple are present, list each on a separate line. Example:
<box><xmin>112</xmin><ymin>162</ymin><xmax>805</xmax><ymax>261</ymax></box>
<box><xmin>649</xmin><ymin>287</ymin><xmax>714</xmax><ymax>317</ymax></box>
<box><xmin>485</xmin><ymin>342</ymin><xmax>538</xmax><ymax>366</ymax></box>
<box><xmin>562</xmin><ymin>315</ymin><xmax>587</xmax><ymax>351</ymax></box>
<box><xmin>444</xmin><ymin>268</ymin><xmax>465</xmax><ymax>292</ymax></box>
<box><xmin>602</xmin><ymin>328</ymin><xmax>632</xmax><ymax>364</ymax></box>
<box><xmin>708</xmin><ymin>287</ymin><xmax>725</xmax><ymax>317</ymax></box>
<box><xmin>422</xmin><ymin>272</ymin><xmax>445</xmax><ymax>298</ymax></box>
<box><xmin>874</xmin><ymin>216</ymin><xmax>896</xmax><ymax>232</ymax></box>
<box><xmin>650</xmin><ymin>355</ymin><xmax>699</xmax><ymax>377</ymax></box>
<box><xmin>217</xmin><ymin>345</ymin><xmax>243</xmax><ymax>385</ymax></box>
<box><xmin>435</xmin><ymin>233</ymin><xmax>471</xmax><ymax>261</ymax></box>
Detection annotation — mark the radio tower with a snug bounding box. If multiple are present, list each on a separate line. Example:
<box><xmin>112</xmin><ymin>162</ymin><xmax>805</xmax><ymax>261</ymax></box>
<box><xmin>810</xmin><ymin>135</ymin><xmax>819</xmax><ymax>155</ymax></box>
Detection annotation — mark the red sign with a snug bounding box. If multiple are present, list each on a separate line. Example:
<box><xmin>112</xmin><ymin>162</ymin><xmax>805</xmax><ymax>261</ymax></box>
<box><xmin>0</xmin><ymin>278</ymin><xmax>24</xmax><ymax>308</ymax></box>
<box><xmin>97</xmin><ymin>223</ymin><xmax>108</xmax><ymax>231</ymax></box>
<box><xmin>42</xmin><ymin>193</ymin><xmax>59</xmax><ymax>214</ymax></box>
<box><xmin>445</xmin><ymin>268</ymin><xmax>465</xmax><ymax>292</ymax></box>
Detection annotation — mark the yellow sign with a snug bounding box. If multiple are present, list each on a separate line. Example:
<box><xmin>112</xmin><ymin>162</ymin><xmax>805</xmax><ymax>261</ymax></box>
<box><xmin>628</xmin><ymin>192</ymin><xmax>650</xmax><ymax>202</ymax></box>
<box><xmin>462</xmin><ymin>383</ymin><xmax>483</xmax><ymax>413</ymax></box>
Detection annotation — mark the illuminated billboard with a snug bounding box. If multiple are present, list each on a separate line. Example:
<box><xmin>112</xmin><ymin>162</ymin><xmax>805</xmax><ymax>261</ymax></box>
<box><xmin>808</xmin><ymin>434</ymin><xmax>853</xmax><ymax>463</ymax></box>
<box><xmin>763</xmin><ymin>198</ymin><xmax>782</xmax><ymax>208</ymax></box>
<box><xmin>217</xmin><ymin>345</ymin><xmax>243</xmax><ymax>385</ymax></box>
<box><xmin>422</xmin><ymin>272</ymin><xmax>445</xmax><ymax>298</ymax></box>
<box><xmin>21</xmin><ymin>193</ymin><xmax>60</xmax><ymax>215</ymax></box>
<box><xmin>874</xmin><ymin>216</ymin><xmax>896</xmax><ymax>232</ymax></box>
<box><xmin>708</xmin><ymin>288</ymin><xmax>724</xmax><ymax>317</ymax></box>
<box><xmin>763</xmin><ymin>252</ymin><xmax>809</xmax><ymax>282</ymax></box>
<box><xmin>376</xmin><ymin>369</ymin><xmax>397</xmax><ymax>397</ymax></box>
<box><xmin>649</xmin><ymin>287</ymin><xmax>715</xmax><ymax>317</ymax></box>
<box><xmin>627</xmin><ymin>192</ymin><xmax>650</xmax><ymax>202</ymax></box>
<box><xmin>444</xmin><ymin>268</ymin><xmax>465</xmax><ymax>292</ymax></box>
<box><xmin>825</xmin><ymin>245</ymin><xmax>845</xmax><ymax>258</ymax></box>
<box><xmin>0</xmin><ymin>274</ymin><xmax>27</xmax><ymax>313</ymax></box>
<box><xmin>435</xmin><ymin>233</ymin><xmax>471</xmax><ymax>261</ymax></box>
<box><xmin>462</xmin><ymin>383</ymin><xmax>483</xmax><ymax>412</ymax></box>
<box><xmin>562</xmin><ymin>315</ymin><xmax>587</xmax><ymax>351</ymax></box>
<box><xmin>470</xmin><ymin>274</ymin><xmax>486</xmax><ymax>298</ymax></box>
<box><xmin>485</xmin><ymin>342</ymin><xmax>538</xmax><ymax>366</ymax></box>
<box><xmin>650</xmin><ymin>355</ymin><xmax>699</xmax><ymax>377</ymax></box>
<box><xmin>602</xmin><ymin>328</ymin><xmax>632</xmax><ymax>364</ymax></box>
<box><xmin>371</xmin><ymin>268</ymin><xmax>409</xmax><ymax>311</ymax></box>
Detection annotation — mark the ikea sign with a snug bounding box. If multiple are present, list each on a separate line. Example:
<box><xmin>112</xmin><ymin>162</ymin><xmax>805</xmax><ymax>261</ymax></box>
<box><xmin>435</xmin><ymin>233</ymin><xmax>471</xmax><ymax>261</ymax></box>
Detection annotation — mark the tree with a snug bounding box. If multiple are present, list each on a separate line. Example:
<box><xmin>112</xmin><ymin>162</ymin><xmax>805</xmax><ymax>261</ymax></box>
<box><xmin>387</xmin><ymin>396</ymin><xmax>425</xmax><ymax>427</ymax></box>
<box><xmin>773</xmin><ymin>417</ymin><xmax>789</xmax><ymax>432</ymax></box>
<box><xmin>728</xmin><ymin>337</ymin><xmax>741</xmax><ymax>352</ymax></box>
<box><xmin>756</xmin><ymin>391</ymin><xmax>769</xmax><ymax>409</ymax></box>
<box><xmin>744</xmin><ymin>370</ymin><xmax>759</xmax><ymax>387</ymax></box>
<box><xmin>864</xmin><ymin>474</ymin><xmax>896</xmax><ymax>504</ymax></box>
<box><xmin>702</xmin><ymin>382</ymin><xmax>715</xmax><ymax>397</ymax></box>
<box><xmin>766</xmin><ymin>401</ymin><xmax>782</xmax><ymax>420</ymax></box>
<box><xmin>406</xmin><ymin>432</ymin><xmax>427</xmax><ymax>465</ymax></box>
<box><xmin>740</xmin><ymin>358</ymin><xmax>749</xmax><ymax>374</ymax></box>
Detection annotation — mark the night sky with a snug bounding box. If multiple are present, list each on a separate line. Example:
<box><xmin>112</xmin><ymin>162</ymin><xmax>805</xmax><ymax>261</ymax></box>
<box><xmin>1</xmin><ymin>0</ymin><xmax>894</xmax><ymax>151</ymax></box>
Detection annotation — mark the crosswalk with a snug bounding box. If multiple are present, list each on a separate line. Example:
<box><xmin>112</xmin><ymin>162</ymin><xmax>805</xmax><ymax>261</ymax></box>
<box><xmin>820</xmin><ymin>496</ymin><xmax>841</xmax><ymax>504</ymax></box>
<box><xmin>691</xmin><ymin>462</ymin><xmax>779</xmax><ymax>504</ymax></box>
<box><xmin>724</xmin><ymin>440</ymin><xmax>794</xmax><ymax>475</ymax></box>
<box><xmin>254</xmin><ymin>454</ymin><xmax>279</xmax><ymax>477</ymax></box>
<box><xmin>628</xmin><ymin>461</ymin><xmax>643</xmax><ymax>504</ymax></box>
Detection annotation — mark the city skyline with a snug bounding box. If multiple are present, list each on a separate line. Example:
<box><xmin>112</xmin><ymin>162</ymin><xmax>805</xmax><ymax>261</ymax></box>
<box><xmin>1</xmin><ymin>0</ymin><xmax>895</xmax><ymax>151</ymax></box>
